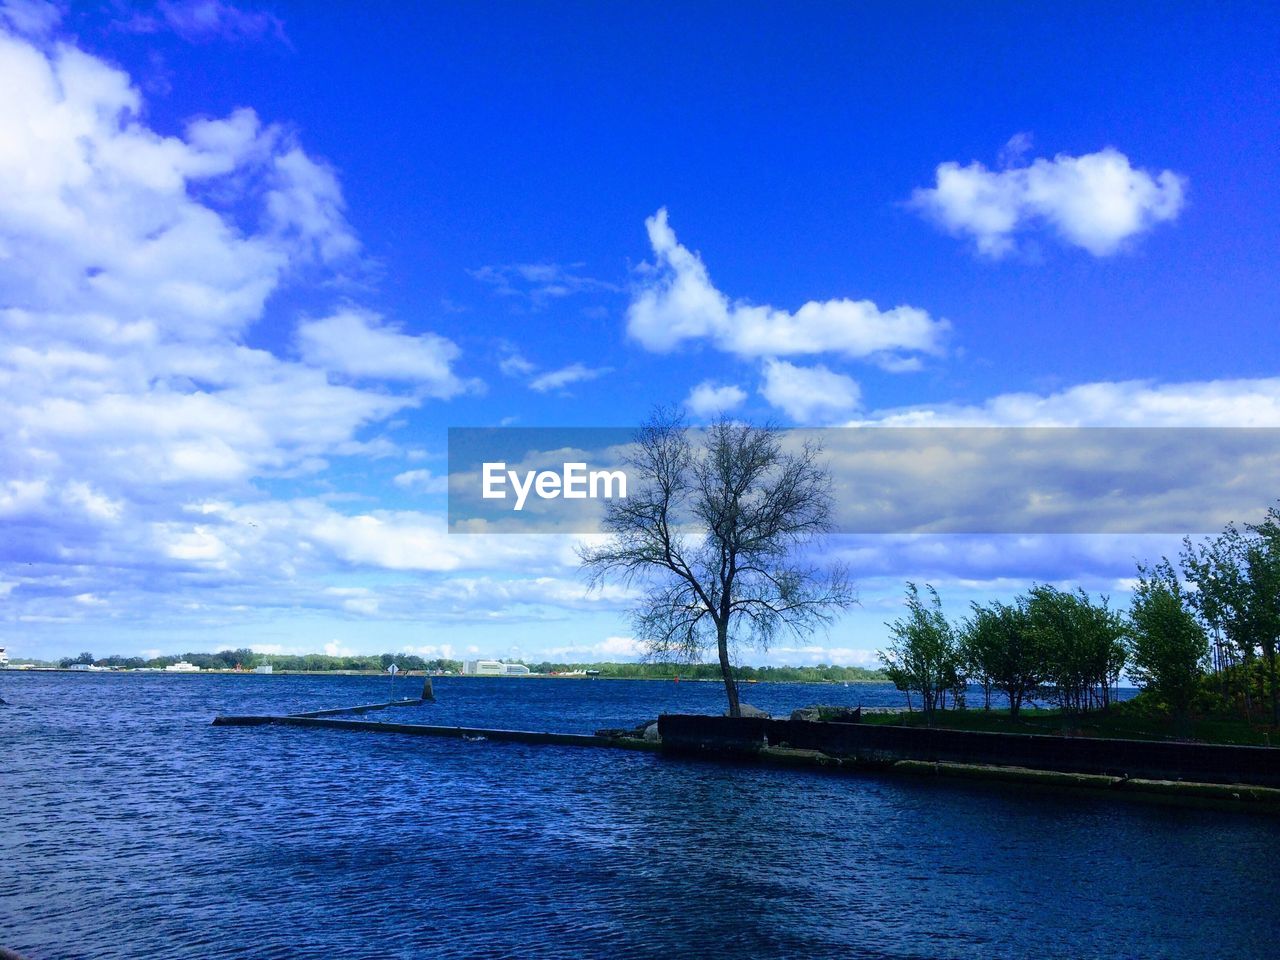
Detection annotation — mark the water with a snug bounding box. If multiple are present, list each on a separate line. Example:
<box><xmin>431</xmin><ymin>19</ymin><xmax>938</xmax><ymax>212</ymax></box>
<box><xmin>2</xmin><ymin>673</ymin><xmax>1277</xmax><ymax>959</ymax></box>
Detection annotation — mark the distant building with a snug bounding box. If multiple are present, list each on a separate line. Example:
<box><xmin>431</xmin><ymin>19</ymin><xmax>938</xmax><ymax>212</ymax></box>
<box><xmin>164</xmin><ymin>661</ymin><xmax>201</xmax><ymax>672</ymax></box>
<box><xmin>253</xmin><ymin>664</ymin><xmax>273</xmax><ymax>674</ymax></box>
<box><xmin>462</xmin><ymin>660</ymin><xmax>531</xmax><ymax>676</ymax></box>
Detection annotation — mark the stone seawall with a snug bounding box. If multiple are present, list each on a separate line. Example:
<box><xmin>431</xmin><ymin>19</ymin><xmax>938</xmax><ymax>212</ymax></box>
<box><xmin>657</xmin><ymin>715</ymin><xmax>1280</xmax><ymax>787</ymax></box>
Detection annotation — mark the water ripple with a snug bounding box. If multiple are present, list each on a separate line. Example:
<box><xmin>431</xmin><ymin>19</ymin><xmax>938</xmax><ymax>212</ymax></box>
<box><xmin>1</xmin><ymin>673</ymin><xmax>1277</xmax><ymax>959</ymax></box>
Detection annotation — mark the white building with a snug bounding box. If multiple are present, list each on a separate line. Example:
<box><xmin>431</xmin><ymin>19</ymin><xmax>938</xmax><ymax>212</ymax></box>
<box><xmin>164</xmin><ymin>661</ymin><xmax>201</xmax><ymax>672</ymax></box>
<box><xmin>253</xmin><ymin>664</ymin><xmax>273</xmax><ymax>674</ymax></box>
<box><xmin>462</xmin><ymin>660</ymin><xmax>531</xmax><ymax>676</ymax></box>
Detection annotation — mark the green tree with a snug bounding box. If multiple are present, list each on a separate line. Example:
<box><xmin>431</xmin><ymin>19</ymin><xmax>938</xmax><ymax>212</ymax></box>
<box><xmin>962</xmin><ymin>599</ymin><xmax>1042</xmax><ymax>717</ymax></box>
<box><xmin>1245</xmin><ymin>507</ymin><xmax>1280</xmax><ymax>724</ymax></box>
<box><xmin>880</xmin><ymin>583</ymin><xmax>961</xmax><ymax>718</ymax></box>
<box><xmin>1026</xmin><ymin>585</ymin><xmax>1125</xmax><ymax>712</ymax></box>
<box><xmin>1181</xmin><ymin>511</ymin><xmax>1280</xmax><ymax>723</ymax></box>
<box><xmin>1127</xmin><ymin>559</ymin><xmax>1208</xmax><ymax>727</ymax></box>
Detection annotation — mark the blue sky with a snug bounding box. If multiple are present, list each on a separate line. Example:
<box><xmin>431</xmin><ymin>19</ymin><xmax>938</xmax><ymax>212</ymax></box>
<box><xmin>2</xmin><ymin>1</ymin><xmax>1278</xmax><ymax>664</ymax></box>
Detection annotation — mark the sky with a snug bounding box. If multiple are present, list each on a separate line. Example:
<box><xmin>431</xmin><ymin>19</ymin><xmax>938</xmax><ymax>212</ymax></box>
<box><xmin>2</xmin><ymin>0</ymin><xmax>1278</xmax><ymax>665</ymax></box>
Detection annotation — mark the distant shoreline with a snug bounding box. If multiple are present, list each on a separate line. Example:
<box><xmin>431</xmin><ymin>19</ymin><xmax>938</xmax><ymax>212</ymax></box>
<box><xmin>4</xmin><ymin>666</ymin><xmax>889</xmax><ymax>684</ymax></box>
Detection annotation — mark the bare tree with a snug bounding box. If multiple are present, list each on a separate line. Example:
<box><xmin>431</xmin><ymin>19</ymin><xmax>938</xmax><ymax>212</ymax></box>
<box><xmin>579</xmin><ymin>409</ymin><xmax>855</xmax><ymax>716</ymax></box>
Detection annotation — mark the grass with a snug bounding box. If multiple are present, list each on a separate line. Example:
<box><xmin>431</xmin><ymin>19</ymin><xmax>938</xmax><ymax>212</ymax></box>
<box><xmin>860</xmin><ymin>703</ymin><xmax>1279</xmax><ymax>747</ymax></box>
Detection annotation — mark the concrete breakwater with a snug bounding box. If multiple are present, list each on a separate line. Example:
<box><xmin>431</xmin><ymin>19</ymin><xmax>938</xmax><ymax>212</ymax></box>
<box><xmin>212</xmin><ymin>713</ymin><xmax>662</xmax><ymax>752</ymax></box>
<box><xmin>210</xmin><ymin>699</ymin><xmax>1280</xmax><ymax>811</ymax></box>
<box><xmin>657</xmin><ymin>714</ymin><xmax>1280</xmax><ymax>788</ymax></box>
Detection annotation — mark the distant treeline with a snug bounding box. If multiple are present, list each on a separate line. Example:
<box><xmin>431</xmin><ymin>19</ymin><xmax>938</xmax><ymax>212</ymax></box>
<box><xmin>56</xmin><ymin>649</ymin><xmax>465</xmax><ymax>673</ymax></box>
<box><xmin>529</xmin><ymin>662</ymin><xmax>885</xmax><ymax>682</ymax></box>
<box><xmin>49</xmin><ymin>648</ymin><xmax>884</xmax><ymax>682</ymax></box>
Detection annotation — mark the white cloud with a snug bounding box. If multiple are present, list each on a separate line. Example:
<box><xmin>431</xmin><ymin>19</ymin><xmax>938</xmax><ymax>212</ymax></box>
<box><xmin>498</xmin><ymin>350</ymin><xmax>536</xmax><ymax>377</ymax></box>
<box><xmin>496</xmin><ymin>348</ymin><xmax>607</xmax><ymax>394</ymax></box>
<box><xmin>121</xmin><ymin>1</ymin><xmax>288</xmax><ymax>44</ymax></box>
<box><xmin>528</xmin><ymin>362</ymin><xmax>610</xmax><ymax>393</ymax></box>
<box><xmin>405</xmin><ymin>643</ymin><xmax>456</xmax><ymax>660</ymax></box>
<box><xmin>0</xmin><ymin>29</ymin><xmax>495</xmax><ymax>649</ymax></box>
<box><xmin>392</xmin><ymin>469</ymin><xmax>448</xmax><ymax>494</ymax></box>
<box><xmin>766</xmin><ymin>645</ymin><xmax>881</xmax><ymax>668</ymax></box>
<box><xmin>685</xmin><ymin>380</ymin><xmax>747</xmax><ymax>417</ymax></box>
<box><xmin>859</xmin><ymin>377</ymin><xmax>1280</xmax><ymax>427</ymax></box>
<box><xmin>760</xmin><ymin>359</ymin><xmax>861</xmax><ymax>423</ymax></box>
<box><xmin>811</xmin><ymin>378</ymin><xmax>1280</xmax><ymax>538</ymax></box>
<box><xmin>627</xmin><ymin>208</ymin><xmax>947</xmax><ymax>359</ymax></box>
<box><xmin>266</xmin><ymin>149</ymin><xmax>356</xmax><ymax>261</ymax></box>
<box><xmin>597</xmin><ymin>635</ymin><xmax>642</xmax><ymax>657</ymax></box>
<box><xmin>544</xmin><ymin>634</ymin><xmax>645</xmax><ymax>660</ymax></box>
<box><xmin>470</xmin><ymin>262</ymin><xmax>619</xmax><ymax>308</ymax></box>
<box><xmin>296</xmin><ymin>309</ymin><xmax>473</xmax><ymax>396</ymax></box>
<box><xmin>0</xmin><ymin>0</ymin><xmax>61</xmax><ymax>36</ymax></box>
<box><xmin>911</xmin><ymin>142</ymin><xmax>1186</xmax><ymax>257</ymax></box>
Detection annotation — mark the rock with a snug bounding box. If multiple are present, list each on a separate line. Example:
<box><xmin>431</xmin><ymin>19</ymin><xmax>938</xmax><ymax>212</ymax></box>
<box><xmin>790</xmin><ymin>704</ymin><xmax>862</xmax><ymax>723</ymax></box>
<box><xmin>727</xmin><ymin>702</ymin><xmax>771</xmax><ymax>718</ymax></box>
<box><xmin>597</xmin><ymin>719</ymin><xmax>660</xmax><ymax>740</ymax></box>
<box><xmin>825</xmin><ymin>705</ymin><xmax>862</xmax><ymax>723</ymax></box>
<box><xmin>643</xmin><ymin>722</ymin><xmax>661</xmax><ymax>742</ymax></box>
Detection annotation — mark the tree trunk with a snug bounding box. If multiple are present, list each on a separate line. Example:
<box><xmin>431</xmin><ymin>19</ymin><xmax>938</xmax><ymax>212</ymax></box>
<box><xmin>1268</xmin><ymin>649</ymin><xmax>1279</xmax><ymax>727</ymax></box>
<box><xmin>717</xmin><ymin>621</ymin><xmax>740</xmax><ymax>717</ymax></box>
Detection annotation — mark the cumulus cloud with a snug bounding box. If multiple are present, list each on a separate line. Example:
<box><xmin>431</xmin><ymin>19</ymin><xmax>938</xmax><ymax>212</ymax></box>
<box><xmin>760</xmin><ymin>359</ymin><xmax>861</xmax><ymax>423</ymax></box>
<box><xmin>0</xmin><ymin>36</ymin><xmax>358</xmax><ymax>342</ymax></box>
<box><xmin>528</xmin><ymin>362</ymin><xmax>610</xmax><ymax>393</ymax></box>
<box><xmin>685</xmin><ymin>381</ymin><xmax>747</xmax><ymax>417</ymax></box>
<box><xmin>627</xmin><ymin>208</ymin><xmax>947</xmax><ymax>359</ymax></box>
<box><xmin>911</xmin><ymin>141</ymin><xmax>1186</xmax><ymax>257</ymax></box>
<box><xmin>0</xmin><ymin>28</ymin><xmax>487</xmax><ymax>649</ymax></box>
<box><xmin>297</xmin><ymin>309</ymin><xmax>473</xmax><ymax>396</ymax></box>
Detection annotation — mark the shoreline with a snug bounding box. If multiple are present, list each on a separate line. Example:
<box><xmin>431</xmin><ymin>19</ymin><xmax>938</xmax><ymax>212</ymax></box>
<box><xmin>2</xmin><ymin>667</ymin><xmax>891</xmax><ymax>684</ymax></box>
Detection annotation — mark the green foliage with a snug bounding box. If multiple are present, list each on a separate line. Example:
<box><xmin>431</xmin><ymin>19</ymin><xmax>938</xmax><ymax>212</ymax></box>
<box><xmin>887</xmin><ymin>583</ymin><xmax>1125</xmax><ymax>718</ymax></box>
<box><xmin>961</xmin><ymin>599</ymin><xmax>1042</xmax><ymax>716</ymax></box>
<box><xmin>1180</xmin><ymin>506</ymin><xmax>1280</xmax><ymax>724</ymax></box>
<box><xmin>879</xmin><ymin>582</ymin><xmax>963</xmax><ymax>716</ymax></box>
<box><xmin>1127</xmin><ymin>559</ymin><xmax>1209</xmax><ymax>723</ymax></box>
<box><xmin>864</xmin><ymin>700</ymin><xmax>1274</xmax><ymax>747</ymax></box>
<box><xmin>1025</xmin><ymin>585</ymin><xmax>1126</xmax><ymax>712</ymax></box>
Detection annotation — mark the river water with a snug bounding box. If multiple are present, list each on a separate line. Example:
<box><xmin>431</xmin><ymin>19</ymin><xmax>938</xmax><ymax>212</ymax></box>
<box><xmin>2</xmin><ymin>672</ymin><xmax>1277</xmax><ymax>959</ymax></box>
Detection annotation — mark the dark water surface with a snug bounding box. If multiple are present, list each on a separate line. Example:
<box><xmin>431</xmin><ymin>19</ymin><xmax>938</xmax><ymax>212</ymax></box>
<box><xmin>2</xmin><ymin>673</ymin><xmax>1277</xmax><ymax>959</ymax></box>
